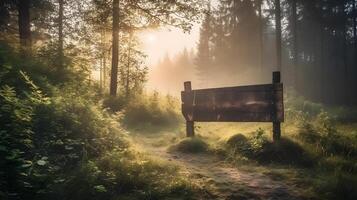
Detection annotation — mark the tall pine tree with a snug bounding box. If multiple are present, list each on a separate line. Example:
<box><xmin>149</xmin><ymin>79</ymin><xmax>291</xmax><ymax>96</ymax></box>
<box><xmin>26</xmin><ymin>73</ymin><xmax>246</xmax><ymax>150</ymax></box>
<box><xmin>195</xmin><ymin>3</ymin><xmax>213</xmax><ymax>85</ymax></box>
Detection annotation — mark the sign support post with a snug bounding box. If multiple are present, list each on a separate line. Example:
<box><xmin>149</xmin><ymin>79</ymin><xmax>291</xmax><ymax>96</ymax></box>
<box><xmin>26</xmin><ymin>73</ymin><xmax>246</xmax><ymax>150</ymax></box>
<box><xmin>184</xmin><ymin>81</ymin><xmax>195</xmax><ymax>137</ymax></box>
<box><xmin>272</xmin><ymin>71</ymin><xmax>281</xmax><ymax>141</ymax></box>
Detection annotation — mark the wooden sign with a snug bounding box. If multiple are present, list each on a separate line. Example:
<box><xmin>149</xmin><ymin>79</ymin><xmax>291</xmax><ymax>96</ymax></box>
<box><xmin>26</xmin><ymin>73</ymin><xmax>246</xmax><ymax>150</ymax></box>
<box><xmin>181</xmin><ymin>72</ymin><xmax>284</xmax><ymax>140</ymax></box>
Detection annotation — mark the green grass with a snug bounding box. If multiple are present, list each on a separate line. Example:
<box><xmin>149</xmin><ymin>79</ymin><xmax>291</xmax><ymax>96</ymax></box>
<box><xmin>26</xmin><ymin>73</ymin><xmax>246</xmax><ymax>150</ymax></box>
<box><xmin>105</xmin><ymin>89</ymin><xmax>357</xmax><ymax>200</ymax></box>
<box><xmin>187</xmin><ymin>105</ymin><xmax>357</xmax><ymax>200</ymax></box>
<box><xmin>169</xmin><ymin>137</ymin><xmax>210</xmax><ymax>154</ymax></box>
<box><xmin>55</xmin><ymin>148</ymin><xmax>203</xmax><ymax>200</ymax></box>
<box><xmin>118</xmin><ymin>92</ymin><xmax>183</xmax><ymax>131</ymax></box>
<box><xmin>130</xmin><ymin>92</ymin><xmax>357</xmax><ymax>200</ymax></box>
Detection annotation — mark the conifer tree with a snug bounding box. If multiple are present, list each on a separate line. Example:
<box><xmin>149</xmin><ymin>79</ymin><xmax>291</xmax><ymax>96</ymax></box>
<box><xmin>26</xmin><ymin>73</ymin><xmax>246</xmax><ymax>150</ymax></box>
<box><xmin>195</xmin><ymin>3</ymin><xmax>212</xmax><ymax>84</ymax></box>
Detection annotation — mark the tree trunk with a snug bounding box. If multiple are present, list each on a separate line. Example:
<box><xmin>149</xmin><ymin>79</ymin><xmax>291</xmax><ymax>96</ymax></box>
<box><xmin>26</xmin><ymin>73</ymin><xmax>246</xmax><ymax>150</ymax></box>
<box><xmin>341</xmin><ymin>2</ymin><xmax>348</xmax><ymax>104</ymax></box>
<box><xmin>100</xmin><ymin>57</ymin><xmax>103</xmax><ymax>90</ymax></box>
<box><xmin>343</xmin><ymin>30</ymin><xmax>349</xmax><ymax>105</ymax></box>
<box><xmin>319</xmin><ymin>1</ymin><xmax>326</xmax><ymax>102</ymax></box>
<box><xmin>110</xmin><ymin>0</ymin><xmax>119</xmax><ymax>96</ymax></box>
<box><xmin>104</xmin><ymin>46</ymin><xmax>107</xmax><ymax>90</ymax></box>
<box><xmin>275</xmin><ymin>0</ymin><xmax>282</xmax><ymax>72</ymax></box>
<box><xmin>352</xmin><ymin>0</ymin><xmax>357</xmax><ymax>103</ymax></box>
<box><xmin>58</xmin><ymin>0</ymin><xmax>64</xmax><ymax>67</ymax></box>
<box><xmin>101</xmin><ymin>29</ymin><xmax>107</xmax><ymax>90</ymax></box>
<box><xmin>292</xmin><ymin>0</ymin><xmax>298</xmax><ymax>91</ymax></box>
<box><xmin>353</xmin><ymin>0</ymin><xmax>357</xmax><ymax>72</ymax></box>
<box><xmin>18</xmin><ymin>0</ymin><xmax>31</xmax><ymax>50</ymax></box>
<box><xmin>320</xmin><ymin>18</ymin><xmax>325</xmax><ymax>102</ymax></box>
<box><xmin>125</xmin><ymin>33</ymin><xmax>132</xmax><ymax>98</ymax></box>
<box><xmin>258</xmin><ymin>0</ymin><xmax>263</xmax><ymax>75</ymax></box>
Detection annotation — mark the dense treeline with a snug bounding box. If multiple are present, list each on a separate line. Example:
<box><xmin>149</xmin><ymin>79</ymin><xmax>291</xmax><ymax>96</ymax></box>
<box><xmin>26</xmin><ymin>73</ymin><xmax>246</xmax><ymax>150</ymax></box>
<box><xmin>196</xmin><ymin>0</ymin><xmax>357</xmax><ymax>105</ymax></box>
<box><xmin>148</xmin><ymin>48</ymin><xmax>196</xmax><ymax>92</ymax></box>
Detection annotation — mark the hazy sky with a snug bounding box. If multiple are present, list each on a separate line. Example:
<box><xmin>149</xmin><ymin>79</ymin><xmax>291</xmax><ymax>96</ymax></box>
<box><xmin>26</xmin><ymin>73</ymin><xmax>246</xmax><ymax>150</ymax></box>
<box><xmin>138</xmin><ymin>24</ymin><xmax>200</xmax><ymax>67</ymax></box>
<box><xmin>92</xmin><ymin>25</ymin><xmax>200</xmax><ymax>80</ymax></box>
<box><xmin>138</xmin><ymin>0</ymin><xmax>219</xmax><ymax>67</ymax></box>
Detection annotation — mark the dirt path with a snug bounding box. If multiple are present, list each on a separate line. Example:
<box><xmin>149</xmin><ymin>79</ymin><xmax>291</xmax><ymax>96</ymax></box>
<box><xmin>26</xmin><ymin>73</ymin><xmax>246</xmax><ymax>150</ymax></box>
<box><xmin>133</xmin><ymin>135</ymin><xmax>305</xmax><ymax>200</ymax></box>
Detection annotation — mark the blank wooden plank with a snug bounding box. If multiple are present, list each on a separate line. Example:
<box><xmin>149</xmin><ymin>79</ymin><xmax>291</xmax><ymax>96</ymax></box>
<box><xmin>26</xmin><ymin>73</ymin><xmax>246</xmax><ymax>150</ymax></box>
<box><xmin>181</xmin><ymin>83</ymin><xmax>283</xmax><ymax>122</ymax></box>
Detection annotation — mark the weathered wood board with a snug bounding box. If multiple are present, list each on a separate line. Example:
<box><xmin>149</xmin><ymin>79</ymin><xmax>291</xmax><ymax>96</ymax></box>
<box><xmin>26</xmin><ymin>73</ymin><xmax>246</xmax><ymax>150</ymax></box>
<box><xmin>181</xmin><ymin>83</ymin><xmax>284</xmax><ymax>122</ymax></box>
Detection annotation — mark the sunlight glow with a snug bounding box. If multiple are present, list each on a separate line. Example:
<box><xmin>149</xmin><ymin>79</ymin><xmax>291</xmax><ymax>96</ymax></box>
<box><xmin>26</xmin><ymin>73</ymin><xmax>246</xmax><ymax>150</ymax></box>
<box><xmin>139</xmin><ymin>25</ymin><xmax>199</xmax><ymax>66</ymax></box>
<box><xmin>146</xmin><ymin>34</ymin><xmax>157</xmax><ymax>43</ymax></box>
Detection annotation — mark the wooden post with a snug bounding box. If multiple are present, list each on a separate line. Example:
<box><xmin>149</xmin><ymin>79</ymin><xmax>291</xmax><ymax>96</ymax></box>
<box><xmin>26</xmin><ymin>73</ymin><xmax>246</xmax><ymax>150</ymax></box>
<box><xmin>184</xmin><ymin>81</ymin><xmax>194</xmax><ymax>137</ymax></box>
<box><xmin>272</xmin><ymin>71</ymin><xmax>281</xmax><ymax>141</ymax></box>
<box><xmin>275</xmin><ymin>0</ymin><xmax>282</xmax><ymax>72</ymax></box>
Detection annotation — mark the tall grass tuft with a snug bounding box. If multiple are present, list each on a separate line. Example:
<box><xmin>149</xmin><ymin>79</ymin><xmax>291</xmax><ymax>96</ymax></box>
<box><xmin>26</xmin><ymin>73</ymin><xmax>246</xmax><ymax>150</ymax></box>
<box><xmin>169</xmin><ymin>137</ymin><xmax>209</xmax><ymax>154</ymax></box>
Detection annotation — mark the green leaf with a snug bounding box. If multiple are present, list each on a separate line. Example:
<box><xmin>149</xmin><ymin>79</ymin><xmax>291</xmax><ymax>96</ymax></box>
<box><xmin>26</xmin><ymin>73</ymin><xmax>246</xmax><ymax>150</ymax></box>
<box><xmin>94</xmin><ymin>185</ymin><xmax>107</xmax><ymax>193</ymax></box>
<box><xmin>37</xmin><ymin>160</ymin><xmax>47</xmax><ymax>166</ymax></box>
<box><xmin>21</xmin><ymin>160</ymin><xmax>33</xmax><ymax>168</ymax></box>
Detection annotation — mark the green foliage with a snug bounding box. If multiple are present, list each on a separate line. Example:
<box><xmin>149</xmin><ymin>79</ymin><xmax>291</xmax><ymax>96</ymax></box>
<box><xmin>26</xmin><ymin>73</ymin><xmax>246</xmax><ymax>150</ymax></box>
<box><xmin>316</xmin><ymin>172</ymin><xmax>357</xmax><ymax>200</ymax></box>
<box><xmin>36</xmin><ymin>41</ymin><xmax>91</xmax><ymax>83</ymax></box>
<box><xmin>122</xmin><ymin>92</ymin><xmax>182</xmax><ymax>129</ymax></box>
<box><xmin>0</xmin><ymin>66</ymin><xmax>51</xmax><ymax>198</ymax></box>
<box><xmin>0</xmin><ymin>71</ymin><xmax>128</xmax><ymax>198</ymax></box>
<box><xmin>0</xmin><ymin>43</ymin><xmax>200</xmax><ymax>199</ymax></box>
<box><xmin>298</xmin><ymin>112</ymin><xmax>357</xmax><ymax>158</ymax></box>
<box><xmin>220</xmin><ymin>98</ymin><xmax>357</xmax><ymax>200</ymax></box>
<box><xmin>248</xmin><ymin>128</ymin><xmax>269</xmax><ymax>154</ymax></box>
<box><xmin>326</xmin><ymin>106</ymin><xmax>357</xmax><ymax>123</ymax></box>
<box><xmin>225</xmin><ymin>129</ymin><xmax>267</xmax><ymax>159</ymax></box>
<box><xmin>118</xmin><ymin>33</ymin><xmax>148</xmax><ymax>97</ymax></box>
<box><xmin>52</xmin><ymin>149</ymin><xmax>195</xmax><ymax>200</ymax></box>
<box><xmin>285</xmin><ymin>89</ymin><xmax>323</xmax><ymax>119</ymax></box>
<box><xmin>225</xmin><ymin>129</ymin><xmax>312</xmax><ymax>166</ymax></box>
<box><xmin>102</xmin><ymin>95</ymin><xmax>128</xmax><ymax>112</ymax></box>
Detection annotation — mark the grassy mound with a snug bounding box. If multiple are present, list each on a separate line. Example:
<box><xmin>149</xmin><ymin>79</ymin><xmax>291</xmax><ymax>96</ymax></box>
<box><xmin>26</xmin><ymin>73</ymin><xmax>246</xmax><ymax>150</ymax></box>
<box><xmin>225</xmin><ymin>129</ymin><xmax>313</xmax><ymax>166</ymax></box>
<box><xmin>226</xmin><ymin>133</ymin><xmax>249</xmax><ymax>148</ymax></box>
<box><xmin>255</xmin><ymin>138</ymin><xmax>314</xmax><ymax>166</ymax></box>
<box><xmin>169</xmin><ymin>137</ymin><xmax>209</xmax><ymax>154</ymax></box>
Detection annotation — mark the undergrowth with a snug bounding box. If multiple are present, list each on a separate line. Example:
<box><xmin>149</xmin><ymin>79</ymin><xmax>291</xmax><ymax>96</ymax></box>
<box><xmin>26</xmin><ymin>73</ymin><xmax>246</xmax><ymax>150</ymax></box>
<box><xmin>0</xmin><ymin>43</ymin><xmax>199</xmax><ymax>200</ymax></box>
<box><xmin>101</xmin><ymin>88</ymin><xmax>182</xmax><ymax>131</ymax></box>
<box><xmin>218</xmin><ymin>92</ymin><xmax>357</xmax><ymax>200</ymax></box>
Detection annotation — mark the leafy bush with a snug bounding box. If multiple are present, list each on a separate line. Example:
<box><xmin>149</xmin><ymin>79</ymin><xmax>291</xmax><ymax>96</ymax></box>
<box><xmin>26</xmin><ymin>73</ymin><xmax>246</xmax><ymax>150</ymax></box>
<box><xmin>298</xmin><ymin>112</ymin><xmax>357</xmax><ymax>157</ymax></box>
<box><xmin>285</xmin><ymin>88</ymin><xmax>357</xmax><ymax>123</ymax></box>
<box><xmin>225</xmin><ymin>129</ymin><xmax>312</xmax><ymax>166</ymax></box>
<box><xmin>102</xmin><ymin>95</ymin><xmax>127</xmax><ymax>112</ymax></box>
<box><xmin>285</xmin><ymin>89</ymin><xmax>323</xmax><ymax>118</ymax></box>
<box><xmin>122</xmin><ymin>92</ymin><xmax>182</xmax><ymax>129</ymax></box>
<box><xmin>0</xmin><ymin>43</ymin><xmax>200</xmax><ymax>200</ymax></box>
<box><xmin>326</xmin><ymin>106</ymin><xmax>357</xmax><ymax>123</ymax></box>
<box><xmin>225</xmin><ymin>129</ymin><xmax>268</xmax><ymax>157</ymax></box>
<box><xmin>0</xmin><ymin>69</ymin><xmax>128</xmax><ymax>199</ymax></box>
<box><xmin>293</xmin><ymin>109</ymin><xmax>357</xmax><ymax>199</ymax></box>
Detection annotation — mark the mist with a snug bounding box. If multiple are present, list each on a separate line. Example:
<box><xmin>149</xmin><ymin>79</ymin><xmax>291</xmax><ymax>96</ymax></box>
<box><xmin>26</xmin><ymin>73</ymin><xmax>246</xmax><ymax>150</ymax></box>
<box><xmin>146</xmin><ymin>0</ymin><xmax>357</xmax><ymax>106</ymax></box>
<box><xmin>1</xmin><ymin>0</ymin><xmax>357</xmax><ymax>199</ymax></box>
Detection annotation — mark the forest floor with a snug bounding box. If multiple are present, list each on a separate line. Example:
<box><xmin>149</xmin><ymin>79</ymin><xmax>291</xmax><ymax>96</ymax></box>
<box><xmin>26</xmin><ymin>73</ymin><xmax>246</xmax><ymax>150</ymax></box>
<box><xmin>131</xmin><ymin>130</ymin><xmax>309</xmax><ymax>200</ymax></box>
